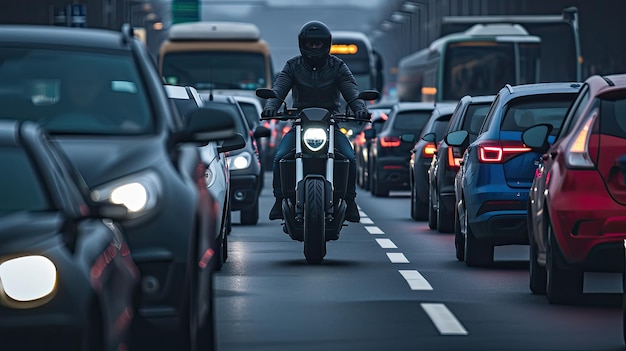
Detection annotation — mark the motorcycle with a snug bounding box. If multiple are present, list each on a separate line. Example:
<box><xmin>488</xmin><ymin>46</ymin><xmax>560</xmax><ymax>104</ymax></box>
<box><xmin>256</xmin><ymin>88</ymin><xmax>379</xmax><ymax>264</ymax></box>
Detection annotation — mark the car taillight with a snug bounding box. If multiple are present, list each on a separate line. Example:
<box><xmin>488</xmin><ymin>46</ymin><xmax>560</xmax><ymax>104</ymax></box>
<box><xmin>282</xmin><ymin>125</ymin><xmax>290</xmax><ymax>137</ymax></box>
<box><xmin>566</xmin><ymin>111</ymin><xmax>598</xmax><ymax>169</ymax></box>
<box><xmin>447</xmin><ymin>146</ymin><xmax>463</xmax><ymax>171</ymax></box>
<box><xmin>422</xmin><ymin>142</ymin><xmax>437</xmax><ymax>158</ymax></box>
<box><xmin>477</xmin><ymin>140</ymin><xmax>531</xmax><ymax>163</ymax></box>
<box><xmin>354</xmin><ymin>132</ymin><xmax>366</xmax><ymax>146</ymax></box>
<box><xmin>380</xmin><ymin>136</ymin><xmax>401</xmax><ymax>148</ymax></box>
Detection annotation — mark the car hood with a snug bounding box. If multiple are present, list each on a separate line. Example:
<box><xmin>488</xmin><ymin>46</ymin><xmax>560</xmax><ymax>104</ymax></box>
<box><xmin>52</xmin><ymin>136</ymin><xmax>165</xmax><ymax>188</ymax></box>
<box><xmin>0</xmin><ymin>212</ymin><xmax>62</xmax><ymax>253</ymax></box>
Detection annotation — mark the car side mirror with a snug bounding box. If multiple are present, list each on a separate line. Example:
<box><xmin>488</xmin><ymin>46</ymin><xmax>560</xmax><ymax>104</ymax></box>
<box><xmin>444</xmin><ymin>130</ymin><xmax>469</xmax><ymax>147</ymax></box>
<box><xmin>254</xmin><ymin>125</ymin><xmax>271</xmax><ymax>138</ymax></box>
<box><xmin>522</xmin><ymin>123</ymin><xmax>552</xmax><ymax>152</ymax></box>
<box><xmin>358</xmin><ymin>90</ymin><xmax>380</xmax><ymax>101</ymax></box>
<box><xmin>422</xmin><ymin>132</ymin><xmax>436</xmax><ymax>143</ymax></box>
<box><xmin>256</xmin><ymin>88</ymin><xmax>277</xmax><ymax>99</ymax></box>
<box><xmin>181</xmin><ymin>107</ymin><xmax>236</xmax><ymax>144</ymax></box>
<box><xmin>218</xmin><ymin>133</ymin><xmax>246</xmax><ymax>153</ymax></box>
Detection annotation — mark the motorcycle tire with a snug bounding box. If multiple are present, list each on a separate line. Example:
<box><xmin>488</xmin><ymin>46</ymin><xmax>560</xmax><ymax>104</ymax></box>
<box><xmin>303</xmin><ymin>178</ymin><xmax>326</xmax><ymax>264</ymax></box>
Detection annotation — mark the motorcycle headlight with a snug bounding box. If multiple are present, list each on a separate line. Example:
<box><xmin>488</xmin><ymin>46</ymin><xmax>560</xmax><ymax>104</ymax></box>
<box><xmin>91</xmin><ymin>170</ymin><xmax>162</xmax><ymax>219</ymax></box>
<box><xmin>303</xmin><ymin>128</ymin><xmax>327</xmax><ymax>152</ymax></box>
<box><xmin>228</xmin><ymin>152</ymin><xmax>252</xmax><ymax>170</ymax></box>
<box><xmin>0</xmin><ymin>255</ymin><xmax>57</xmax><ymax>307</ymax></box>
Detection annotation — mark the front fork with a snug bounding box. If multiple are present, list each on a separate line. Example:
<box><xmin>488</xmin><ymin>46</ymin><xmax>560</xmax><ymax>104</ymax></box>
<box><xmin>294</xmin><ymin>122</ymin><xmax>335</xmax><ymax>220</ymax></box>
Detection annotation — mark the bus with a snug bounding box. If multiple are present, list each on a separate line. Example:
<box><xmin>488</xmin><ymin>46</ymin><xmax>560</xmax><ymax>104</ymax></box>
<box><xmin>397</xmin><ymin>23</ymin><xmax>542</xmax><ymax>102</ymax></box>
<box><xmin>331</xmin><ymin>31</ymin><xmax>384</xmax><ymax>96</ymax></box>
<box><xmin>158</xmin><ymin>21</ymin><xmax>274</xmax><ymax>97</ymax></box>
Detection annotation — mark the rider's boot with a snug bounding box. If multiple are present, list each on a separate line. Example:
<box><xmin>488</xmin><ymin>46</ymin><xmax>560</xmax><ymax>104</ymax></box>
<box><xmin>345</xmin><ymin>197</ymin><xmax>360</xmax><ymax>223</ymax></box>
<box><xmin>269</xmin><ymin>196</ymin><xmax>284</xmax><ymax>220</ymax></box>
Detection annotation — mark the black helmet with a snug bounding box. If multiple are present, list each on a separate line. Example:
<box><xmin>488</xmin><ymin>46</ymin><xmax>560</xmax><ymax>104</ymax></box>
<box><xmin>298</xmin><ymin>21</ymin><xmax>331</xmax><ymax>67</ymax></box>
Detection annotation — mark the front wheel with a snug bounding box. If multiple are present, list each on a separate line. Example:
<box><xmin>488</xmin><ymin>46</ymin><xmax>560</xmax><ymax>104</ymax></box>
<box><xmin>304</xmin><ymin>178</ymin><xmax>326</xmax><ymax>264</ymax></box>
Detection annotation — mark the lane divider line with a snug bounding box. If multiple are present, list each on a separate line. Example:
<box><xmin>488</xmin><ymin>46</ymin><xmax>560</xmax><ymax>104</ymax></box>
<box><xmin>361</xmin><ymin>217</ymin><xmax>374</xmax><ymax>224</ymax></box>
<box><xmin>359</xmin><ymin>210</ymin><xmax>367</xmax><ymax>217</ymax></box>
<box><xmin>399</xmin><ymin>270</ymin><xmax>433</xmax><ymax>290</ymax></box>
<box><xmin>421</xmin><ymin>303</ymin><xmax>469</xmax><ymax>336</ymax></box>
<box><xmin>375</xmin><ymin>238</ymin><xmax>397</xmax><ymax>249</ymax></box>
<box><xmin>386</xmin><ymin>253</ymin><xmax>410</xmax><ymax>263</ymax></box>
<box><xmin>365</xmin><ymin>226</ymin><xmax>384</xmax><ymax>235</ymax></box>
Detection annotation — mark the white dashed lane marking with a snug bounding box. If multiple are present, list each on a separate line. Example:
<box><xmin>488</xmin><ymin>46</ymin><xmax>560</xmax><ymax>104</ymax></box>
<box><xmin>365</xmin><ymin>226</ymin><xmax>384</xmax><ymax>235</ymax></box>
<box><xmin>375</xmin><ymin>238</ymin><xmax>397</xmax><ymax>249</ymax></box>
<box><xmin>421</xmin><ymin>303</ymin><xmax>468</xmax><ymax>336</ymax></box>
<box><xmin>386</xmin><ymin>253</ymin><xmax>410</xmax><ymax>263</ymax></box>
<box><xmin>399</xmin><ymin>270</ymin><xmax>433</xmax><ymax>290</ymax></box>
<box><xmin>360</xmin><ymin>217</ymin><xmax>374</xmax><ymax>224</ymax></box>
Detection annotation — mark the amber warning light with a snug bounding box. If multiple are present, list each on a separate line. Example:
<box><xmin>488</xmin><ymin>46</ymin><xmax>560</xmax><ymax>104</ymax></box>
<box><xmin>330</xmin><ymin>44</ymin><xmax>358</xmax><ymax>55</ymax></box>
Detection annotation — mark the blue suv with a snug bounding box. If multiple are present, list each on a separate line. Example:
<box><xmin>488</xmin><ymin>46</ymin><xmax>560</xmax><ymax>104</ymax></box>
<box><xmin>448</xmin><ymin>82</ymin><xmax>580</xmax><ymax>266</ymax></box>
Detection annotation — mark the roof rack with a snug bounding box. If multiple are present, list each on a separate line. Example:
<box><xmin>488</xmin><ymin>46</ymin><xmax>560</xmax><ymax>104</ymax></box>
<box><xmin>168</xmin><ymin>21</ymin><xmax>261</xmax><ymax>41</ymax></box>
<box><xmin>505</xmin><ymin>84</ymin><xmax>514</xmax><ymax>93</ymax></box>
<box><xmin>121</xmin><ymin>23</ymin><xmax>134</xmax><ymax>45</ymax></box>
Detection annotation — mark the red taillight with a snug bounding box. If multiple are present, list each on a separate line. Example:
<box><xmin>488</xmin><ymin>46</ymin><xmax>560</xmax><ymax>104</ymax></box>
<box><xmin>565</xmin><ymin>112</ymin><xmax>598</xmax><ymax>169</ymax></box>
<box><xmin>477</xmin><ymin>140</ymin><xmax>531</xmax><ymax>163</ymax></box>
<box><xmin>380</xmin><ymin>136</ymin><xmax>401</xmax><ymax>148</ymax></box>
<box><xmin>422</xmin><ymin>142</ymin><xmax>437</xmax><ymax>158</ymax></box>
<box><xmin>282</xmin><ymin>125</ymin><xmax>290</xmax><ymax>137</ymax></box>
<box><xmin>447</xmin><ymin>146</ymin><xmax>462</xmax><ymax>171</ymax></box>
<box><xmin>381</xmin><ymin>112</ymin><xmax>388</xmax><ymax>121</ymax></box>
<box><xmin>354</xmin><ymin>132</ymin><xmax>366</xmax><ymax>146</ymax></box>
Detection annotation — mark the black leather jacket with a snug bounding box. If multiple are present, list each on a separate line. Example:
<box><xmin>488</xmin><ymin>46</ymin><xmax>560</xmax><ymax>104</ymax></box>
<box><xmin>265</xmin><ymin>55</ymin><xmax>367</xmax><ymax>114</ymax></box>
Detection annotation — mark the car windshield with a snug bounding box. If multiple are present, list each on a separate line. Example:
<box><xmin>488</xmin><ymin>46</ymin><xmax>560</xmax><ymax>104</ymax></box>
<box><xmin>162</xmin><ymin>52</ymin><xmax>267</xmax><ymax>91</ymax></box>
<box><xmin>0</xmin><ymin>147</ymin><xmax>50</xmax><ymax>216</ymax></box>
<box><xmin>0</xmin><ymin>48</ymin><xmax>154</xmax><ymax>135</ymax></box>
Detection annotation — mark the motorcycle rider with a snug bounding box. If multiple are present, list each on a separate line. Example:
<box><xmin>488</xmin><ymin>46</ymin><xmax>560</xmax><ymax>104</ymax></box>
<box><xmin>262</xmin><ymin>20</ymin><xmax>370</xmax><ymax>223</ymax></box>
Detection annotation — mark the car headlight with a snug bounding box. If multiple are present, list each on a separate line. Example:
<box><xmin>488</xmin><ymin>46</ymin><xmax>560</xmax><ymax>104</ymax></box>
<box><xmin>0</xmin><ymin>255</ymin><xmax>57</xmax><ymax>308</ymax></box>
<box><xmin>90</xmin><ymin>170</ymin><xmax>162</xmax><ymax>219</ymax></box>
<box><xmin>205</xmin><ymin>162</ymin><xmax>217</xmax><ymax>189</ymax></box>
<box><xmin>303</xmin><ymin>127</ymin><xmax>327</xmax><ymax>152</ymax></box>
<box><xmin>228</xmin><ymin>152</ymin><xmax>252</xmax><ymax>170</ymax></box>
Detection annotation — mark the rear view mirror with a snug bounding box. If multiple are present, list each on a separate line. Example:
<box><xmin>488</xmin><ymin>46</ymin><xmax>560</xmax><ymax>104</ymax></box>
<box><xmin>358</xmin><ymin>90</ymin><xmax>380</xmax><ymax>101</ymax></box>
<box><xmin>254</xmin><ymin>125</ymin><xmax>271</xmax><ymax>138</ymax></box>
<box><xmin>219</xmin><ymin>133</ymin><xmax>246</xmax><ymax>153</ymax></box>
<box><xmin>364</xmin><ymin>128</ymin><xmax>376</xmax><ymax>140</ymax></box>
<box><xmin>256</xmin><ymin>88</ymin><xmax>277</xmax><ymax>99</ymax></box>
<box><xmin>422</xmin><ymin>132</ymin><xmax>436</xmax><ymax>143</ymax></box>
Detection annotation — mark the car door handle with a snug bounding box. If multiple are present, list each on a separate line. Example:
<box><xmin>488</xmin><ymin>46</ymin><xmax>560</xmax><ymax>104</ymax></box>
<box><xmin>550</xmin><ymin>151</ymin><xmax>558</xmax><ymax>159</ymax></box>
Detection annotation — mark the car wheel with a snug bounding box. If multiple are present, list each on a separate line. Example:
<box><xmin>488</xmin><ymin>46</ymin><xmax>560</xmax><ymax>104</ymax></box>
<box><xmin>546</xmin><ymin>222</ymin><xmax>583</xmax><ymax>305</ymax></box>
<box><xmin>184</xmin><ymin>235</ymin><xmax>215</xmax><ymax>351</ymax></box>
<box><xmin>464</xmin><ymin>208</ymin><xmax>493</xmax><ymax>267</ymax></box>
<box><xmin>240</xmin><ymin>198</ymin><xmax>259</xmax><ymax>225</ymax></box>
<box><xmin>411</xmin><ymin>179</ymin><xmax>427</xmax><ymax>220</ymax></box>
<box><xmin>529</xmin><ymin>207</ymin><xmax>546</xmax><ymax>294</ymax></box>
<box><xmin>427</xmin><ymin>189</ymin><xmax>437</xmax><ymax>229</ymax></box>
<box><xmin>371</xmin><ymin>171</ymin><xmax>388</xmax><ymax>197</ymax></box>
<box><xmin>454</xmin><ymin>206</ymin><xmax>465</xmax><ymax>261</ymax></box>
<box><xmin>436</xmin><ymin>193</ymin><xmax>453</xmax><ymax>233</ymax></box>
<box><xmin>214</xmin><ymin>234</ymin><xmax>224</xmax><ymax>271</ymax></box>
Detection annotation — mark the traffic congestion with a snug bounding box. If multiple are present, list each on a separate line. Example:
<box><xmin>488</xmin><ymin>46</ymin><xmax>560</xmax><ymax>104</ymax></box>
<box><xmin>1</xmin><ymin>0</ymin><xmax>626</xmax><ymax>350</ymax></box>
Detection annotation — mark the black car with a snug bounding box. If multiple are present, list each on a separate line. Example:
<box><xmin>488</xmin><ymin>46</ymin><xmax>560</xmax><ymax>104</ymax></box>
<box><xmin>0</xmin><ymin>120</ymin><xmax>138</xmax><ymax>351</ymax></box>
<box><xmin>427</xmin><ymin>95</ymin><xmax>495</xmax><ymax>233</ymax></box>
<box><xmin>408</xmin><ymin>103</ymin><xmax>456</xmax><ymax>223</ymax></box>
<box><xmin>200</xmin><ymin>93</ymin><xmax>270</xmax><ymax>225</ymax></box>
<box><xmin>367</xmin><ymin>102</ymin><xmax>435</xmax><ymax>197</ymax></box>
<box><xmin>0</xmin><ymin>24</ymin><xmax>238</xmax><ymax>350</ymax></box>
<box><xmin>355</xmin><ymin>106</ymin><xmax>390</xmax><ymax>191</ymax></box>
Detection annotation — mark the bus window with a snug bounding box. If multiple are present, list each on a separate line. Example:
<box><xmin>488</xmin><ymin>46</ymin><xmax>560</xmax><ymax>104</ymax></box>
<box><xmin>519</xmin><ymin>43</ymin><xmax>541</xmax><ymax>85</ymax></box>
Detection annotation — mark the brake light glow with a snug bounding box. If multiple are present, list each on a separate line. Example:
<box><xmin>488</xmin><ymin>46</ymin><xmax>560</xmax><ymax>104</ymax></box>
<box><xmin>566</xmin><ymin>112</ymin><xmax>596</xmax><ymax>169</ymax></box>
<box><xmin>478</xmin><ymin>140</ymin><xmax>531</xmax><ymax>163</ymax></box>
<box><xmin>380</xmin><ymin>136</ymin><xmax>401</xmax><ymax>148</ymax></box>
<box><xmin>447</xmin><ymin>147</ymin><xmax>463</xmax><ymax>171</ymax></box>
<box><xmin>422</xmin><ymin>142</ymin><xmax>437</xmax><ymax>157</ymax></box>
<box><xmin>354</xmin><ymin>132</ymin><xmax>366</xmax><ymax>146</ymax></box>
<box><xmin>282</xmin><ymin>125</ymin><xmax>290</xmax><ymax>137</ymax></box>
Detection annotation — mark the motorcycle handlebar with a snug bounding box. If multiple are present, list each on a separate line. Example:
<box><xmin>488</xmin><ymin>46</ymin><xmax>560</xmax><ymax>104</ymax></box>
<box><xmin>260</xmin><ymin>112</ymin><xmax>370</xmax><ymax>123</ymax></box>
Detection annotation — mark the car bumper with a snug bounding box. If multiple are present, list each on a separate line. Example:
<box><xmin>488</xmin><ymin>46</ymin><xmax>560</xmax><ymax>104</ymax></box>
<box><xmin>376</xmin><ymin>157</ymin><xmax>410</xmax><ymax>189</ymax></box>
<box><xmin>230</xmin><ymin>174</ymin><xmax>260</xmax><ymax>210</ymax></box>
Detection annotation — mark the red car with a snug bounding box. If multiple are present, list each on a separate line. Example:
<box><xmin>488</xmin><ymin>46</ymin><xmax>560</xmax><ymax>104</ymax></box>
<box><xmin>526</xmin><ymin>74</ymin><xmax>626</xmax><ymax>304</ymax></box>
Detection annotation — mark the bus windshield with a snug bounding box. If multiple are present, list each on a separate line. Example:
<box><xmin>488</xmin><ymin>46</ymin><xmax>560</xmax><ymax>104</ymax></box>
<box><xmin>162</xmin><ymin>52</ymin><xmax>267</xmax><ymax>90</ymax></box>
<box><xmin>442</xmin><ymin>41</ymin><xmax>540</xmax><ymax>101</ymax></box>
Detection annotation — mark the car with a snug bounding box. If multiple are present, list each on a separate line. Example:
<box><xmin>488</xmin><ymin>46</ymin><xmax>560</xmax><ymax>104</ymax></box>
<box><xmin>449</xmin><ymin>82</ymin><xmax>580</xmax><ymax>266</ymax></box>
<box><xmin>409</xmin><ymin>103</ymin><xmax>456</xmax><ymax>224</ymax></box>
<box><xmin>200</xmin><ymin>93</ymin><xmax>270</xmax><ymax>225</ymax></box>
<box><xmin>355</xmin><ymin>105</ymin><xmax>390</xmax><ymax>190</ymax></box>
<box><xmin>0</xmin><ymin>119</ymin><xmax>139</xmax><ymax>351</ymax></box>
<box><xmin>0</xmin><ymin>24</ymin><xmax>238</xmax><ymax>350</ymax></box>
<box><xmin>368</xmin><ymin>102</ymin><xmax>435</xmax><ymax>197</ymax></box>
<box><xmin>427</xmin><ymin>95</ymin><xmax>495</xmax><ymax>234</ymax></box>
<box><xmin>525</xmin><ymin>74</ymin><xmax>626</xmax><ymax>304</ymax></box>
<box><xmin>233</xmin><ymin>94</ymin><xmax>271</xmax><ymax>183</ymax></box>
<box><xmin>165</xmin><ymin>84</ymin><xmax>246</xmax><ymax>270</ymax></box>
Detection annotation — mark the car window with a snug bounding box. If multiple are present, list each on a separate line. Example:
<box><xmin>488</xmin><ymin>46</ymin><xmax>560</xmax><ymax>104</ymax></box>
<box><xmin>393</xmin><ymin>110</ymin><xmax>432</xmax><ymax>130</ymax></box>
<box><xmin>599</xmin><ymin>91</ymin><xmax>626</xmax><ymax>138</ymax></box>
<box><xmin>238</xmin><ymin>102</ymin><xmax>260</xmax><ymax>128</ymax></box>
<box><xmin>462</xmin><ymin>103</ymin><xmax>492</xmax><ymax>135</ymax></box>
<box><xmin>500</xmin><ymin>94</ymin><xmax>576</xmax><ymax>135</ymax></box>
<box><xmin>0</xmin><ymin>48</ymin><xmax>154</xmax><ymax>135</ymax></box>
<box><xmin>479</xmin><ymin>94</ymin><xmax>501</xmax><ymax>135</ymax></box>
<box><xmin>558</xmin><ymin>87</ymin><xmax>590</xmax><ymax>138</ymax></box>
<box><xmin>0</xmin><ymin>147</ymin><xmax>50</xmax><ymax>216</ymax></box>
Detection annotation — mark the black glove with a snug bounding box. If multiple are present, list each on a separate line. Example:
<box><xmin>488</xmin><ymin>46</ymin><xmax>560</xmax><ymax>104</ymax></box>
<box><xmin>261</xmin><ymin>108</ymin><xmax>276</xmax><ymax>117</ymax></box>
<box><xmin>355</xmin><ymin>109</ymin><xmax>371</xmax><ymax>120</ymax></box>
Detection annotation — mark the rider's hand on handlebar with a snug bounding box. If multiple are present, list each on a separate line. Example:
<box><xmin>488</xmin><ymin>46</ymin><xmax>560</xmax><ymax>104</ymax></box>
<box><xmin>261</xmin><ymin>108</ymin><xmax>277</xmax><ymax>117</ymax></box>
<box><xmin>356</xmin><ymin>109</ymin><xmax>371</xmax><ymax>120</ymax></box>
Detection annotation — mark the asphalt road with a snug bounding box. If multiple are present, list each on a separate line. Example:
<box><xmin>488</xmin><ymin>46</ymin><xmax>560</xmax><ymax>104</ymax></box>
<box><xmin>217</xmin><ymin>173</ymin><xmax>624</xmax><ymax>351</ymax></box>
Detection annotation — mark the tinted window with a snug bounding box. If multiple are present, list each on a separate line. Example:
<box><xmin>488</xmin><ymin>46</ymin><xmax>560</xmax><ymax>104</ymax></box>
<box><xmin>599</xmin><ymin>92</ymin><xmax>626</xmax><ymax>139</ymax></box>
<box><xmin>392</xmin><ymin>110</ymin><xmax>432</xmax><ymax>130</ymax></box>
<box><xmin>500</xmin><ymin>94</ymin><xmax>576</xmax><ymax>134</ymax></box>
<box><xmin>559</xmin><ymin>88</ymin><xmax>590</xmax><ymax>137</ymax></box>
<box><xmin>162</xmin><ymin>52</ymin><xmax>267</xmax><ymax>90</ymax></box>
<box><xmin>238</xmin><ymin>102</ymin><xmax>260</xmax><ymax>128</ymax></box>
<box><xmin>462</xmin><ymin>103</ymin><xmax>491</xmax><ymax>135</ymax></box>
<box><xmin>0</xmin><ymin>147</ymin><xmax>50</xmax><ymax>216</ymax></box>
<box><xmin>0</xmin><ymin>48</ymin><xmax>153</xmax><ymax>135</ymax></box>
